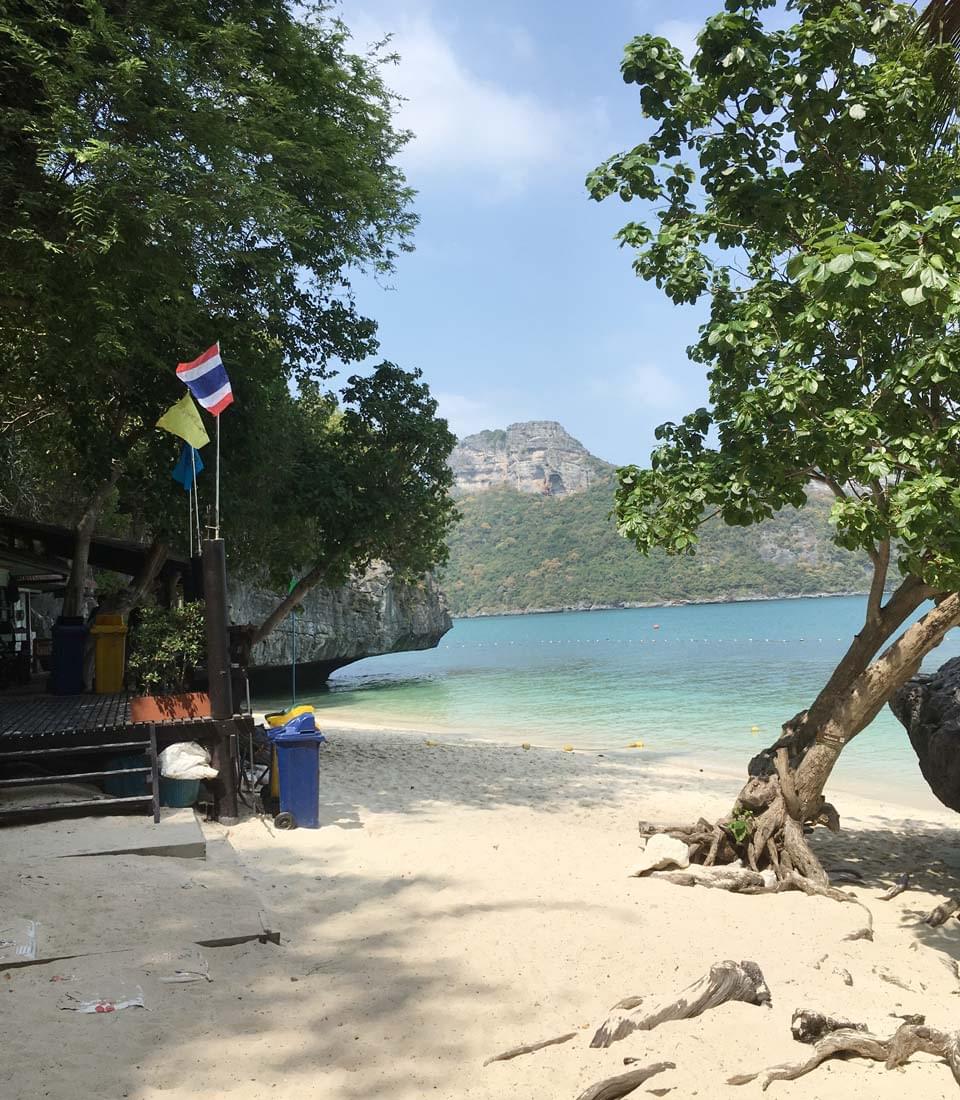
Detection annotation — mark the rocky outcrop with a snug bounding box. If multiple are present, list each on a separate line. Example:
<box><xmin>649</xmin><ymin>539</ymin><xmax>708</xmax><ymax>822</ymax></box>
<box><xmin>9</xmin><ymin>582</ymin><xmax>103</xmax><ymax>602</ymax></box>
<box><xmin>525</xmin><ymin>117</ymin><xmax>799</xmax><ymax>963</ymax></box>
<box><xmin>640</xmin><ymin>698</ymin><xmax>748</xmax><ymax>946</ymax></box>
<box><xmin>890</xmin><ymin>657</ymin><xmax>960</xmax><ymax>813</ymax></box>
<box><xmin>230</xmin><ymin>564</ymin><xmax>451</xmax><ymax>689</ymax></box>
<box><xmin>449</xmin><ymin>421</ymin><xmax>611</xmax><ymax>496</ymax></box>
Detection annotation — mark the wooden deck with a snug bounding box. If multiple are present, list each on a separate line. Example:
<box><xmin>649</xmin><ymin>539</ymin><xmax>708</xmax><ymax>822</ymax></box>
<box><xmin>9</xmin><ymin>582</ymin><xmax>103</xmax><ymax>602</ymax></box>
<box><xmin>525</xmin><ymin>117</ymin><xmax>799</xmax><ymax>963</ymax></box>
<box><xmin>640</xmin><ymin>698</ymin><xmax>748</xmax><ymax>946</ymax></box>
<box><xmin>0</xmin><ymin>693</ymin><xmax>131</xmax><ymax>740</ymax></box>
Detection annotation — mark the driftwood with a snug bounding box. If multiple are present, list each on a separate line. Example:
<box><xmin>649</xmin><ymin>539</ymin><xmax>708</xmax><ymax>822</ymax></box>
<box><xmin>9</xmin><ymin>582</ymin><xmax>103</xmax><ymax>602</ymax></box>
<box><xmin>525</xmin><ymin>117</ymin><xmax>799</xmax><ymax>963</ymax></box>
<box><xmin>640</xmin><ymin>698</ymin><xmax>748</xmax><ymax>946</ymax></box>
<box><xmin>483</xmin><ymin>1030</ymin><xmax>577</xmax><ymax>1066</ymax></box>
<box><xmin>925</xmin><ymin>896</ymin><xmax>960</xmax><ymax>926</ymax></box>
<box><xmin>589</xmin><ymin>960</ymin><xmax>771</xmax><ymax>1049</ymax></box>
<box><xmin>791</xmin><ymin>1009</ymin><xmax>866</xmax><ymax>1044</ymax></box>
<box><xmin>574</xmin><ymin>1061</ymin><xmax>675</xmax><ymax>1100</ymax></box>
<box><xmin>880</xmin><ymin>873</ymin><xmax>910</xmax><ymax>901</ymax></box>
<box><xmin>729</xmin><ymin>1022</ymin><xmax>960</xmax><ymax>1090</ymax></box>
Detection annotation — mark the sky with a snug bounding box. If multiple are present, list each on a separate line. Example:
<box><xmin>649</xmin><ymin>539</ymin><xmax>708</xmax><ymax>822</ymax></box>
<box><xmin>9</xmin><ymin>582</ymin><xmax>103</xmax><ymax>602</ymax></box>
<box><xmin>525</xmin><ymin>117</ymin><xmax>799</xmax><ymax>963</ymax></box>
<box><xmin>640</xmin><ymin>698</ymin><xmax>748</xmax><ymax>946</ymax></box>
<box><xmin>333</xmin><ymin>0</ymin><xmax>737</xmax><ymax>466</ymax></box>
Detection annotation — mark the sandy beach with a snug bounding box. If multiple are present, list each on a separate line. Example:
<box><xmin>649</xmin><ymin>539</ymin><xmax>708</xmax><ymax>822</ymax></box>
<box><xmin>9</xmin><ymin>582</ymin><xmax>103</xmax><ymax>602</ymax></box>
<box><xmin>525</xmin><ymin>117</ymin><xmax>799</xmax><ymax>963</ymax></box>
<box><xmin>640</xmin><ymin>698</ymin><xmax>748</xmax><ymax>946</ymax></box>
<box><xmin>220</xmin><ymin>727</ymin><xmax>960</xmax><ymax>1099</ymax></box>
<box><xmin>9</xmin><ymin>725</ymin><xmax>960</xmax><ymax>1100</ymax></box>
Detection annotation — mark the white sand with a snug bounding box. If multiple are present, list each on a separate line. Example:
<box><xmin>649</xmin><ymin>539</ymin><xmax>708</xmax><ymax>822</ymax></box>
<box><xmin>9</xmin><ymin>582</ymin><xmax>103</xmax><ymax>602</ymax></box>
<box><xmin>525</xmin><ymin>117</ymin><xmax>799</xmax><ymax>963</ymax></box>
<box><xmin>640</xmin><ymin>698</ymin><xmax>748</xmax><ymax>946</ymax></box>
<box><xmin>9</xmin><ymin>726</ymin><xmax>960</xmax><ymax>1099</ymax></box>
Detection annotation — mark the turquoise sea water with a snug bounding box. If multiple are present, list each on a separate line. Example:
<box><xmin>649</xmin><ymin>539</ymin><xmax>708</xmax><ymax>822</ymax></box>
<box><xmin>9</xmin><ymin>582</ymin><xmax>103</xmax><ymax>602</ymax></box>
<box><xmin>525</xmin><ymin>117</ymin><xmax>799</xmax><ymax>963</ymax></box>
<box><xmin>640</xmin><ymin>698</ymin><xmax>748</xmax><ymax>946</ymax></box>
<box><xmin>262</xmin><ymin>596</ymin><xmax>960</xmax><ymax>807</ymax></box>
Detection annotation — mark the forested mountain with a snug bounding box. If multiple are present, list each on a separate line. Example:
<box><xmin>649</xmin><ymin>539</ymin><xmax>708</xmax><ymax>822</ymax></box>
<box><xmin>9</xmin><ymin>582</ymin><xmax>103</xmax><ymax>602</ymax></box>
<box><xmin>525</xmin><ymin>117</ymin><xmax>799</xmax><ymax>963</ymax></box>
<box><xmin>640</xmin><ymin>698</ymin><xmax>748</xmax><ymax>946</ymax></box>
<box><xmin>442</xmin><ymin>425</ymin><xmax>873</xmax><ymax>617</ymax></box>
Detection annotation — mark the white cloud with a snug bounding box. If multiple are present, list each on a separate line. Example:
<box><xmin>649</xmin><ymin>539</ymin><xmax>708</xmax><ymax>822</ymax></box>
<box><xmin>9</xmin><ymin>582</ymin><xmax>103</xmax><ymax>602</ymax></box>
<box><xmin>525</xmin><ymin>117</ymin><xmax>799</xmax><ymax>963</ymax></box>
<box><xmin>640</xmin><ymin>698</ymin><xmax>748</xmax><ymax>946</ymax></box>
<box><xmin>434</xmin><ymin>391</ymin><xmax>501</xmax><ymax>438</ymax></box>
<box><xmin>653</xmin><ymin>19</ymin><xmax>701</xmax><ymax>64</ymax></box>
<box><xmin>345</xmin><ymin>6</ymin><xmax>603</xmax><ymax>195</ymax></box>
<box><xmin>591</xmin><ymin>363</ymin><xmax>691</xmax><ymax>415</ymax></box>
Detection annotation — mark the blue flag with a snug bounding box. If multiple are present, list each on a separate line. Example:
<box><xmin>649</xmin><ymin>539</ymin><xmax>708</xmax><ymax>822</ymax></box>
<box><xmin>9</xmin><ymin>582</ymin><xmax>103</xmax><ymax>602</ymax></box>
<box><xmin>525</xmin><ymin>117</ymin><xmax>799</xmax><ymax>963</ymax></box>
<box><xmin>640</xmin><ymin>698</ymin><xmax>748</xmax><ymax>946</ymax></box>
<box><xmin>172</xmin><ymin>444</ymin><xmax>204</xmax><ymax>492</ymax></box>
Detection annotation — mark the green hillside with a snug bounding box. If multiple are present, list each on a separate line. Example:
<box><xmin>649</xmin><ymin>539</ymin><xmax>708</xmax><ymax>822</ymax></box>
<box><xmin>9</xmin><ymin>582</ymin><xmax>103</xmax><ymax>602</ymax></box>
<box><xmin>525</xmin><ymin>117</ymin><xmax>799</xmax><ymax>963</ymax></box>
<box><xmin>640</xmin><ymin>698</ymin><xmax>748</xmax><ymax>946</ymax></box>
<box><xmin>441</xmin><ymin>476</ymin><xmax>873</xmax><ymax>617</ymax></box>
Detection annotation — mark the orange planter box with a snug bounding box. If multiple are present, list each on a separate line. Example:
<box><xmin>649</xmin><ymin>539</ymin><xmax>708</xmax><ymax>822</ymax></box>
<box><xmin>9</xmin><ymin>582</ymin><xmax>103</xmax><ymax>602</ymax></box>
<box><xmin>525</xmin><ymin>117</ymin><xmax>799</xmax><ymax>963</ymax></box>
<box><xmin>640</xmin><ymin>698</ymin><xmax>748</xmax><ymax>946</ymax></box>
<box><xmin>129</xmin><ymin>692</ymin><xmax>212</xmax><ymax>723</ymax></box>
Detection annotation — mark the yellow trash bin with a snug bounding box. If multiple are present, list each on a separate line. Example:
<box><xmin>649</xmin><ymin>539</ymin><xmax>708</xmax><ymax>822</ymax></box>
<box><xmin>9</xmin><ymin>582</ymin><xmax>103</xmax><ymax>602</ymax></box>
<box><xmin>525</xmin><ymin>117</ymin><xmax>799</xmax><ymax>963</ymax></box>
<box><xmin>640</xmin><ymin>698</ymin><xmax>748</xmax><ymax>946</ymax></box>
<box><xmin>91</xmin><ymin>614</ymin><xmax>128</xmax><ymax>694</ymax></box>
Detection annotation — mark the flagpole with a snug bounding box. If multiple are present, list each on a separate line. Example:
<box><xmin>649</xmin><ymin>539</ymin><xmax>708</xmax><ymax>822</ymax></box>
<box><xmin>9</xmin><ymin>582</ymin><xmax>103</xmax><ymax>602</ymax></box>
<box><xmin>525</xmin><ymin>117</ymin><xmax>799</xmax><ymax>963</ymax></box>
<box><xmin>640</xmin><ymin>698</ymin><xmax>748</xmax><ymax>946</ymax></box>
<box><xmin>190</xmin><ymin>448</ymin><xmax>201</xmax><ymax>547</ymax></box>
<box><xmin>188</xmin><ymin>484</ymin><xmax>194</xmax><ymax>559</ymax></box>
<box><xmin>215</xmin><ymin>414</ymin><xmax>221</xmax><ymax>539</ymax></box>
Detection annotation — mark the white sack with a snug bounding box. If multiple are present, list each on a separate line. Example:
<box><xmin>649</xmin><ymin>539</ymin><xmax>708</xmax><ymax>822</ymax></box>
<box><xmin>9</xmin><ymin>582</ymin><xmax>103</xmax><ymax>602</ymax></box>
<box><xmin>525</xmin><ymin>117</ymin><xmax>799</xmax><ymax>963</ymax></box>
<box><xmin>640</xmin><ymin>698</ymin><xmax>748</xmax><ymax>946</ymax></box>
<box><xmin>158</xmin><ymin>741</ymin><xmax>218</xmax><ymax>780</ymax></box>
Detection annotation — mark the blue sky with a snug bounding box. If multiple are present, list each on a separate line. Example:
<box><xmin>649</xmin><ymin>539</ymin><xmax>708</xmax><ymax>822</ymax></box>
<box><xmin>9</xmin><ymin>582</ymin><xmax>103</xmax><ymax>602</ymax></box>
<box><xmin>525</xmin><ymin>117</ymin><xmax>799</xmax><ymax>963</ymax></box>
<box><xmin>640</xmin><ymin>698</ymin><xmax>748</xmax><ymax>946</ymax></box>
<box><xmin>335</xmin><ymin>1</ymin><xmax>731</xmax><ymax>465</ymax></box>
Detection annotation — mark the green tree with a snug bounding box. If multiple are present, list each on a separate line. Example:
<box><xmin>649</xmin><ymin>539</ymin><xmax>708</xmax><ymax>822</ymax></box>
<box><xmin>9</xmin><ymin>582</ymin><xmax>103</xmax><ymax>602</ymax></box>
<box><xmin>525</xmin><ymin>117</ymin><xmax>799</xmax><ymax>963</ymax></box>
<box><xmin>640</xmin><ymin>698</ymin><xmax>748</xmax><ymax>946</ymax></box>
<box><xmin>589</xmin><ymin>0</ymin><xmax>960</xmax><ymax>880</ymax></box>
<box><xmin>0</xmin><ymin>0</ymin><xmax>415</xmax><ymax>613</ymax></box>
<box><xmin>244</xmin><ymin>362</ymin><xmax>458</xmax><ymax>647</ymax></box>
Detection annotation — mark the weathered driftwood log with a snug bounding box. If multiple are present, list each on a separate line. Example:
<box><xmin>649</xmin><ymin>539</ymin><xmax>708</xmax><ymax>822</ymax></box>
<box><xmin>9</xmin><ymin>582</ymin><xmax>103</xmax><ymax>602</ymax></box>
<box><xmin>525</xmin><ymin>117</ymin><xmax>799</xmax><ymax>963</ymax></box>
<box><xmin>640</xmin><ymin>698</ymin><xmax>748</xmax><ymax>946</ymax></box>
<box><xmin>574</xmin><ymin>1061</ymin><xmax>675</xmax><ymax>1100</ymax></box>
<box><xmin>791</xmin><ymin>1009</ymin><xmax>867</xmax><ymax>1044</ymax></box>
<box><xmin>924</xmin><ymin>896</ymin><xmax>960</xmax><ymax>926</ymax></box>
<box><xmin>589</xmin><ymin>961</ymin><xmax>771</xmax><ymax>1049</ymax></box>
<box><xmin>880</xmin><ymin>873</ymin><xmax>910</xmax><ymax>901</ymax></box>
<box><xmin>483</xmin><ymin>1030</ymin><xmax>577</xmax><ymax>1066</ymax></box>
<box><xmin>729</xmin><ymin>1022</ymin><xmax>960</xmax><ymax>1090</ymax></box>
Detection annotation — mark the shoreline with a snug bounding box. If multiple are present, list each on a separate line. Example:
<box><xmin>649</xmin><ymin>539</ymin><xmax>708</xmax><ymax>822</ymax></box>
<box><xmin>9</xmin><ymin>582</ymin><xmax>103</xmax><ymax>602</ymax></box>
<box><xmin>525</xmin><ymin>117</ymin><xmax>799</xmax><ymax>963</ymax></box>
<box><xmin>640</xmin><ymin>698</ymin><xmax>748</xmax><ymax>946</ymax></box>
<box><xmin>449</xmin><ymin>588</ymin><xmax>871</xmax><ymax>620</ymax></box>
<box><xmin>306</xmin><ymin>715</ymin><xmax>948</xmax><ymax>816</ymax></box>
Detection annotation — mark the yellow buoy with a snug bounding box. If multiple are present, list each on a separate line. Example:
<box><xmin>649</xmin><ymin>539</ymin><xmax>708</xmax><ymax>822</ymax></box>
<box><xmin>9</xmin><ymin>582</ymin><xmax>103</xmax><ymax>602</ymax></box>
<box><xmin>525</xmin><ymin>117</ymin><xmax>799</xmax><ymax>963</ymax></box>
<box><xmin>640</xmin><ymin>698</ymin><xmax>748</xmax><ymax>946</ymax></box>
<box><xmin>628</xmin><ymin>740</ymin><xmax>644</xmax><ymax>749</ymax></box>
<box><xmin>424</xmin><ymin>739</ymin><xmax>438</xmax><ymax>747</ymax></box>
<box><xmin>751</xmin><ymin>725</ymin><xmax>760</xmax><ymax>733</ymax></box>
<box><xmin>521</xmin><ymin>742</ymin><xmax>531</xmax><ymax>750</ymax></box>
<box><xmin>562</xmin><ymin>744</ymin><xmax>574</xmax><ymax>752</ymax></box>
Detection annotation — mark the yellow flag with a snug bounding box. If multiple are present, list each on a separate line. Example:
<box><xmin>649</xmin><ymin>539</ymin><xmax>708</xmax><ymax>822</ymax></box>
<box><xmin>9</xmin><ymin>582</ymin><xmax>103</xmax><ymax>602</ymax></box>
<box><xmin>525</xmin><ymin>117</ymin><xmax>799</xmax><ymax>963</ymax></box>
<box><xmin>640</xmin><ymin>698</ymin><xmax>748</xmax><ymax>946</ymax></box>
<box><xmin>156</xmin><ymin>393</ymin><xmax>210</xmax><ymax>450</ymax></box>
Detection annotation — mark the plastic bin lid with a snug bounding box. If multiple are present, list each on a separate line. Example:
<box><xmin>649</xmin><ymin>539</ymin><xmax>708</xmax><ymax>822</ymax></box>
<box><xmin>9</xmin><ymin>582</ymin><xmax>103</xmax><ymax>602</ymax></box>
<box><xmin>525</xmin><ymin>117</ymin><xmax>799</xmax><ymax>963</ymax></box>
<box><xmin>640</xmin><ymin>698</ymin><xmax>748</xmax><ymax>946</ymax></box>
<box><xmin>271</xmin><ymin>730</ymin><xmax>328</xmax><ymax>745</ymax></box>
<box><xmin>265</xmin><ymin>711</ymin><xmax>321</xmax><ymax>740</ymax></box>
<box><xmin>91</xmin><ymin>624</ymin><xmax>127</xmax><ymax>635</ymax></box>
<box><xmin>95</xmin><ymin>614</ymin><xmax>125</xmax><ymax>626</ymax></box>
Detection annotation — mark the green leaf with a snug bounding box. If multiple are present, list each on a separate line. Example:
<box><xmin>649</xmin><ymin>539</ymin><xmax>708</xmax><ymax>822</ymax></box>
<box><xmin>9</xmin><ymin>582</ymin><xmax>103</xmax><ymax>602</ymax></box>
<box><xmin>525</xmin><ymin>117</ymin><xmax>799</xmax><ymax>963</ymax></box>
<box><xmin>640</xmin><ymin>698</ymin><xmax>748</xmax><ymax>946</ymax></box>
<box><xmin>901</xmin><ymin>285</ymin><xmax>925</xmax><ymax>306</ymax></box>
<box><xmin>827</xmin><ymin>253</ymin><xmax>855</xmax><ymax>274</ymax></box>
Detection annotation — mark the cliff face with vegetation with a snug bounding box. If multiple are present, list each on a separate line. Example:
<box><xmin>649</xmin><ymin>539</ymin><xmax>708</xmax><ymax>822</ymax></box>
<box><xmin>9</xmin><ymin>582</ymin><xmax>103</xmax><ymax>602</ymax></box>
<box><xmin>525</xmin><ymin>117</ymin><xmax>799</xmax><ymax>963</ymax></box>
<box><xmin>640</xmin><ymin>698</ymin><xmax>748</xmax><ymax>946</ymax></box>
<box><xmin>443</xmin><ymin>424</ymin><xmax>872</xmax><ymax>617</ymax></box>
<box><xmin>449</xmin><ymin>422</ymin><xmax>611</xmax><ymax>496</ymax></box>
<box><xmin>232</xmin><ymin>565</ymin><xmax>451</xmax><ymax>686</ymax></box>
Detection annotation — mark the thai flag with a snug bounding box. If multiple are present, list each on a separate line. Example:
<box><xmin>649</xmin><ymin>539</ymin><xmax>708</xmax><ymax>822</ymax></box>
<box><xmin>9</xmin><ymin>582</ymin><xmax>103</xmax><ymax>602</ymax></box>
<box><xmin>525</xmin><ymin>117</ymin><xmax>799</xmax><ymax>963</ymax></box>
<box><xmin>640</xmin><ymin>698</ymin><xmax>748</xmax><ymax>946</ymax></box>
<box><xmin>176</xmin><ymin>342</ymin><xmax>234</xmax><ymax>416</ymax></box>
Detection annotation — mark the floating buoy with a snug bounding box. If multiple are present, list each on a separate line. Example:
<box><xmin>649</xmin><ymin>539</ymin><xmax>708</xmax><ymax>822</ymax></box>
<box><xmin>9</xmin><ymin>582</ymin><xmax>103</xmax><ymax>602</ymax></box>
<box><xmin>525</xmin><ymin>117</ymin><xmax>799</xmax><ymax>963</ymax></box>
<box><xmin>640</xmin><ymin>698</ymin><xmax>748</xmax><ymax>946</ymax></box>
<box><xmin>562</xmin><ymin>745</ymin><xmax>574</xmax><ymax>752</ymax></box>
<box><xmin>653</xmin><ymin>624</ymin><xmax>661</xmax><ymax>630</ymax></box>
<box><xmin>750</xmin><ymin>725</ymin><xmax>760</xmax><ymax>734</ymax></box>
<box><xmin>521</xmin><ymin>742</ymin><xmax>531</xmax><ymax>750</ymax></box>
<box><xmin>628</xmin><ymin>740</ymin><xmax>644</xmax><ymax>749</ymax></box>
<box><xmin>424</xmin><ymin>739</ymin><xmax>438</xmax><ymax>747</ymax></box>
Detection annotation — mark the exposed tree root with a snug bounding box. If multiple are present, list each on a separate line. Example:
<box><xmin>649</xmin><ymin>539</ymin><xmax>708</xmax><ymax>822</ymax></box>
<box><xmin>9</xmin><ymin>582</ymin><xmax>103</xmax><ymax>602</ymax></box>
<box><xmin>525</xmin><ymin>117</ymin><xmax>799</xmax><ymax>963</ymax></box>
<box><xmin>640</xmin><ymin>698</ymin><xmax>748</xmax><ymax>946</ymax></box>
<box><xmin>729</xmin><ymin>1022</ymin><xmax>960</xmax><ymax>1090</ymax></box>
<box><xmin>791</xmin><ymin>1009</ymin><xmax>866</xmax><ymax>1044</ymax></box>
<box><xmin>924</xmin><ymin>896</ymin><xmax>960</xmax><ymax>926</ymax></box>
<box><xmin>644</xmin><ymin>864</ymin><xmax>875</xmax><ymax>940</ymax></box>
<box><xmin>589</xmin><ymin>960</ymin><xmax>771</xmax><ymax>1049</ymax></box>
<box><xmin>574</xmin><ymin>1061</ymin><xmax>675</xmax><ymax>1100</ymax></box>
<box><xmin>483</xmin><ymin>1031</ymin><xmax>578</xmax><ymax>1066</ymax></box>
<box><xmin>880</xmin><ymin>873</ymin><xmax>910</xmax><ymax>901</ymax></box>
<box><xmin>639</xmin><ymin>788</ymin><xmax>835</xmax><ymax>889</ymax></box>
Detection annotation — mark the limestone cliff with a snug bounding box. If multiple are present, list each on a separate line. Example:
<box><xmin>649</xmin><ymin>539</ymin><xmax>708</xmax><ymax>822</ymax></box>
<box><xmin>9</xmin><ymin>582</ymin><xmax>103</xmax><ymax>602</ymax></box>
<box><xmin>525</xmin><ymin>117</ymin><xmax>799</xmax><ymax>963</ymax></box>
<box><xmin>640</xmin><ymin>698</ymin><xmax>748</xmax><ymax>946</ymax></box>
<box><xmin>449</xmin><ymin>421</ymin><xmax>611</xmax><ymax>496</ymax></box>
<box><xmin>231</xmin><ymin>564</ymin><xmax>451</xmax><ymax>688</ymax></box>
<box><xmin>891</xmin><ymin>658</ymin><xmax>960</xmax><ymax>814</ymax></box>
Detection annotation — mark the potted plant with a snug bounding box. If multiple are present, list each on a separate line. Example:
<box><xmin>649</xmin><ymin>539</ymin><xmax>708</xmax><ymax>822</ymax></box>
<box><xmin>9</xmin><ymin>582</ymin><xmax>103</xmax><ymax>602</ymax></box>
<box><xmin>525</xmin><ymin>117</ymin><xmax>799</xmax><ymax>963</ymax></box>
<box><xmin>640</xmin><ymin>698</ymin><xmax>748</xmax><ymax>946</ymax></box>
<box><xmin>127</xmin><ymin>602</ymin><xmax>210</xmax><ymax>721</ymax></box>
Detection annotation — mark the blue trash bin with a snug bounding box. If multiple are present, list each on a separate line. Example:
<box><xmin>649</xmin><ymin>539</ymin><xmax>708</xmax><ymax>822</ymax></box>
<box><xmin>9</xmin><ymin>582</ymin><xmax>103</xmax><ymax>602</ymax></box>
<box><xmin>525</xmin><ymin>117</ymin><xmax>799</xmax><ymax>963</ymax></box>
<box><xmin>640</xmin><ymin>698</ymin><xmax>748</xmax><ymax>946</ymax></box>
<box><xmin>51</xmin><ymin>617</ymin><xmax>88</xmax><ymax>695</ymax></box>
<box><xmin>266</xmin><ymin>712</ymin><xmax>326</xmax><ymax>829</ymax></box>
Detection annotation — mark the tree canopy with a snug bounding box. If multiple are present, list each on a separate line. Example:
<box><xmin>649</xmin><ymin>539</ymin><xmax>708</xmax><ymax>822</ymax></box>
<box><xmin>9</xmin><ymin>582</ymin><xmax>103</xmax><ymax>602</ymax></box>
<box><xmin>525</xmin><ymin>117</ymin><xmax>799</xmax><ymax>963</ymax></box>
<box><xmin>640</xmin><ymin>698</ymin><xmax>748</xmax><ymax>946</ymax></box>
<box><xmin>590</xmin><ymin>0</ymin><xmax>960</xmax><ymax>591</ymax></box>
<box><xmin>0</xmin><ymin>0</ymin><xmax>456</xmax><ymax>624</ymax></box>
<box><xmin>589</xmin><ymin>0</ymin><xmax>960</xmax><ymax>875</ymax></box>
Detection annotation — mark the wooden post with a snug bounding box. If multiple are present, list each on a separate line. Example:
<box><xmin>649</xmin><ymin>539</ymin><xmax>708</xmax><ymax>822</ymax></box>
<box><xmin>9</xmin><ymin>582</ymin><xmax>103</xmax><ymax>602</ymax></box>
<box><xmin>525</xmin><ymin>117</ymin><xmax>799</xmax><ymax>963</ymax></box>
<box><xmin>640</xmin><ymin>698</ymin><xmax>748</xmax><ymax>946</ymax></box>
<box><xmin>202</xmin><ymin>538</ymin><xmax>238</xmax><ymax>823</ymax></box>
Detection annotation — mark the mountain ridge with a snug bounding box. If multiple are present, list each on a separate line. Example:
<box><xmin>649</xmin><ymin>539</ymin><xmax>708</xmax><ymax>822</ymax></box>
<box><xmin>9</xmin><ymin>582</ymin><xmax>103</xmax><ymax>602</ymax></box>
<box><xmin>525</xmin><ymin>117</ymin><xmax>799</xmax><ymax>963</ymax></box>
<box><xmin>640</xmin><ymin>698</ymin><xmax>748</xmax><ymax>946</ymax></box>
<box><xmin>442</xmin><ymin>422</ymin><xmax>872</xmax><ymax>618</ymax></box>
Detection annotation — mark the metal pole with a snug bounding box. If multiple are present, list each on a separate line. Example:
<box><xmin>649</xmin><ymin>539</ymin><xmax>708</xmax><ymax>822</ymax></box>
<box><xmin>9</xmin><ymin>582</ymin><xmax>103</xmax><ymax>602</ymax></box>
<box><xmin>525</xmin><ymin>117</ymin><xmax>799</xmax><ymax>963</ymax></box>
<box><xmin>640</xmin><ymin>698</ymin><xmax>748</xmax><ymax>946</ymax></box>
<box><xmin>215</xmin><ymin>415</ymin><xmax>221</xmax><ymax>539</ymax></box>
<box><xmin>202</xmin><ymin>537</ymin><xmax>237</xmax><ymax>823</ymax></box>
<box><xmin>291</xmin><ymin>608</ymin><xmax>297</xmax><ymax>707</ymax></box>
<box><xmin>187</xmin><ymin>486</ymin><xmax>193</xmax><ymax>559</ymax></box>
<box><xmin>190</xmin><ymin>448</ymin><xmax>201</xmax><ymax>547</ymax></box>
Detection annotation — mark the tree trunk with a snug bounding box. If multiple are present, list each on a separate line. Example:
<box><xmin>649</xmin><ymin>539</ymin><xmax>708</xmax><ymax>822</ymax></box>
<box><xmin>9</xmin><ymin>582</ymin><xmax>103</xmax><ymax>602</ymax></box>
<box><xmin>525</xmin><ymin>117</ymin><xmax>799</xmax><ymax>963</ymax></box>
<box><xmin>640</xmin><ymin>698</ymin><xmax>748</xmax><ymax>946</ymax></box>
<box><xmin>248</xmin><ymin>562</ymin><xmax>331</xmax><ymax>648</ymax></box>
<box><xmin>61</xmin><ymin>465</ymin><xmax>122</xmax><ymax>618</ymax></box>
<box><xmin>689</xmin><ymin>588</ymin><xmax>960</xmax><ymax>882</ymax></box>
<box><xmin>99</xmin><ymin>539</ymin><xmax>169</xmax><ymax>617</ymax></box>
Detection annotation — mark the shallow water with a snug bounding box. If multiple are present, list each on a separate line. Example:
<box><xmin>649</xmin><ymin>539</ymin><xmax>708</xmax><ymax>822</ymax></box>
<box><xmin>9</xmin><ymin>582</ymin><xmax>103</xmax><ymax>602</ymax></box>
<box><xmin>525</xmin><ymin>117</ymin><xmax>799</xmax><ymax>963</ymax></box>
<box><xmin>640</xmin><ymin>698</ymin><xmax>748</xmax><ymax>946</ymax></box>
<box><xmin>258</xmin><ymin>595</ymin><xmax>960</xmax><ymax>807</ymax></box>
